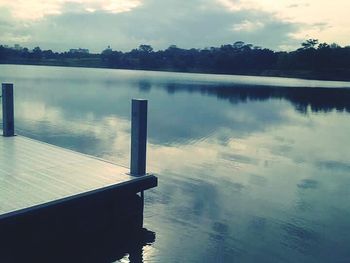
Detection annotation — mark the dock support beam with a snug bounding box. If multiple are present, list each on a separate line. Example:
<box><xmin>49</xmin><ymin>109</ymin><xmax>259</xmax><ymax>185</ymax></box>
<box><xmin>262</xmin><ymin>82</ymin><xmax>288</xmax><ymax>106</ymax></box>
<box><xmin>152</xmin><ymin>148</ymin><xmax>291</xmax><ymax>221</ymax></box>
<box><xmin>130</xmin><ymin>99</ymin><xmax>148</xmax><ymax>176</ymax></box>
<box><xmin>2</xmin><ymin>83</ymin><xmax>14</xmax><ymax>137</ymax></box>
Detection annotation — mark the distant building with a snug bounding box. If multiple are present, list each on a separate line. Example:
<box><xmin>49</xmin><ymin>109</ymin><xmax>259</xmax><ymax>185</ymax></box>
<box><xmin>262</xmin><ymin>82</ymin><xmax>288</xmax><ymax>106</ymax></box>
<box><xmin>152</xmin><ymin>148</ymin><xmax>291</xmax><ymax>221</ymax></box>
<box><xmin>13</xmin><ymin>44</ymin><xmax>23</xmax><ymax>50</ymax></box>
<box><xmin>69</xmin><ymin>48</ymin><xmax>89</xmax><ymax>54</ymax></box>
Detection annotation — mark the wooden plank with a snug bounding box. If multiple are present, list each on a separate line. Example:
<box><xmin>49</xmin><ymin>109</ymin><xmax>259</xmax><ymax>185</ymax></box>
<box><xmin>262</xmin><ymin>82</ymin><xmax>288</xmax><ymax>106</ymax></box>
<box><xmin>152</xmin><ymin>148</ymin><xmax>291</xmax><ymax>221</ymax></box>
<box><xmin>0</xmin><ymin>132</ymin><xmax>157</xmax><ymax>220</ymax></box>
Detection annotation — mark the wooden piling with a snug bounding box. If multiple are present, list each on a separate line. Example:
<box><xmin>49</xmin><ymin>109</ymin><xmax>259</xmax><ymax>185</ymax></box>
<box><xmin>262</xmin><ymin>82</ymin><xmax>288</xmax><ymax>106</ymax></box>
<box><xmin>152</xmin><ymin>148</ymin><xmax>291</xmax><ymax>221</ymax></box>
<box><xmin>130</xmin><ymin>99</ymin><xmax>148</xmax><ymax>176</ymax></box>
<box><xmin>2</xmin><ymin>83</ymin><xmax>14</xmax><ymax>137</ymax></box>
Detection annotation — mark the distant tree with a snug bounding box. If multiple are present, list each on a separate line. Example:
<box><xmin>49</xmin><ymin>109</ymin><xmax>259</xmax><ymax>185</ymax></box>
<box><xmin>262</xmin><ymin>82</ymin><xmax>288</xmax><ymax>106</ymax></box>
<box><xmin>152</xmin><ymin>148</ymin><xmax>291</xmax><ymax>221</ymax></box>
<box><xmin>301</xmin><ymin>39</ymin><xmax>319</xmax><ymax>49</ymax></box>
<box><xmin>101</xmin><ymin>46</ymin><xmax>113</xmax><ymax>63</ymax></box>
<box><xmin>167</xmin><ymin>45</ymin><xmax>178</xmax><ymax>50</ymax></box>
<box><xmin>233</xmin><ymin>41</ymin><xmax>245</xmax><ymax>49</ymax></box>
<box><xmin>2</xmin><ymin>40</ymin><xmax>350</xmax><ymax>80</ymax></box>
<box><xmin>138</xmin><ymin>44</ymin><xmax>153</xmax><ymax>53</ymax></box>
<box><xmin>242</xmin><ymin>43</ymin><xmax>253</xmax><ymax>51</ymax></box>
<box><xmin>0</xmin><ymin>45</ymin><xmax>8</xmax><ymax>59</ymax></box>
<box><xmin>330</xmin><ymin>43</ymin><xmax>341</xmax><ymax>49</ymax></box>
<box><xmin>32</xmin><ymin>46</ymin><xmax>42</xmax><ymax>59</ymax></box>
<box><xmin>42</xmin><ymin>49</ymin><xmax>54</xmax><ymax>59</ymax></box>
<box><xmin>102</xmin><ymin>46</ymin><xmax>113</xmax><ymax>56</ymax></box>
<box><xmin>318</xmin><ymin>43</ymin><xmax>330</xmax><ymax>49</ymax></box>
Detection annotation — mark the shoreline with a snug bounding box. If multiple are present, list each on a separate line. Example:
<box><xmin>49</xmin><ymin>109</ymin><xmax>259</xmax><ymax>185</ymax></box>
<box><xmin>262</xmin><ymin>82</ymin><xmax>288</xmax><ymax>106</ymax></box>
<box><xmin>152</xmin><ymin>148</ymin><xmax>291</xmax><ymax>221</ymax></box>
<box><xmin>1</xmin><ymin>60</ymin><xmax>350</xmax><ymax>82</ymax></box>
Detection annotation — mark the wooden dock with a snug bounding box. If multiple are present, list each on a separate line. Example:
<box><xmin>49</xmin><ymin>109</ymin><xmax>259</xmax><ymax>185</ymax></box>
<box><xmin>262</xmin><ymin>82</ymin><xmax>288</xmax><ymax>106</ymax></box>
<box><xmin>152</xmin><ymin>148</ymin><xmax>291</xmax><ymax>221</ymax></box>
<box><xmin>0</xmin><ymin>83</ymin><xmax>157</xmax><ymax>262</ymax></box>
<box><xmin>0</xmin><ymin>133</ymin><xmax>157</xmax><ymax>221</ymax></box>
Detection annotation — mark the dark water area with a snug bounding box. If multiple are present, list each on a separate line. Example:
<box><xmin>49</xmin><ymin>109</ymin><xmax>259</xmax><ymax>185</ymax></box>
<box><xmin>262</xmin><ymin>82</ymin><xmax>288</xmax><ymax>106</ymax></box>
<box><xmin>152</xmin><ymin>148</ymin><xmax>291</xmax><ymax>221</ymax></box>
<box><xmin>1</xmin><ymin>64</ymin><xmax>350</xmax><ymax>262</ymax></box>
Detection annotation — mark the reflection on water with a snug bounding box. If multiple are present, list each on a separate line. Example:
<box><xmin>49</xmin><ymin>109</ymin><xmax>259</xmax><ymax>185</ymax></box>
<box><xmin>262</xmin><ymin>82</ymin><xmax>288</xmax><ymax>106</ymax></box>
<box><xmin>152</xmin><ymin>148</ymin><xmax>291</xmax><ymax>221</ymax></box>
<box><xmin>1</xmin><ymin>65</ymin><xmax>350</xmax><ymax>262</ymax></box>
<box><xmin>3</xmin><ymin>226</ymin><xmax>155</xmax><ymax>263</ymax></box>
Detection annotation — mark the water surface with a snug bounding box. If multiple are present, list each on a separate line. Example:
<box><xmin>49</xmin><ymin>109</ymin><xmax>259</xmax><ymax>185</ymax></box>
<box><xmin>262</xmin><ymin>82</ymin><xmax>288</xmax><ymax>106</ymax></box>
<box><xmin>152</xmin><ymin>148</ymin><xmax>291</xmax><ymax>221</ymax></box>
<box><xmin>1</xmin><ymin>64</ymin><xmax>350</xmax><ymax>262</ymax></box>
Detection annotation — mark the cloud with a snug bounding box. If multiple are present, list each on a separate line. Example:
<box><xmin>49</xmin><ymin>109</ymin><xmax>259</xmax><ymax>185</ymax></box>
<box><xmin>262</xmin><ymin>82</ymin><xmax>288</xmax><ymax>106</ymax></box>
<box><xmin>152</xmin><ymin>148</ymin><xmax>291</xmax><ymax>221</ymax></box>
<box><xmin>232</xmin><ymin>20</ymin><xmax>265</xmax><ymax>32</ymax></box>
<box><xmin>0</xmin><ymin>0</ymin><xmax>142</xmax><ymax>20</ymax></box>
<box><xmin>216</xmin><ymin>0</ymin><xmax>350</xmax><ymax>46</ymax></box>
<box><xmin>5</xmin><ymin>0</ymin><xmax>299</xmax><ymax>51</ymax></box>
<box><xmin>1</xmin><ymin>0</ymin><xmax>348</xmax><ymax>52</ymax></box>
<box><xmin>216</xmin><ymin>0</ymin><xmax>258</xmax><ymax>11</ymax></box>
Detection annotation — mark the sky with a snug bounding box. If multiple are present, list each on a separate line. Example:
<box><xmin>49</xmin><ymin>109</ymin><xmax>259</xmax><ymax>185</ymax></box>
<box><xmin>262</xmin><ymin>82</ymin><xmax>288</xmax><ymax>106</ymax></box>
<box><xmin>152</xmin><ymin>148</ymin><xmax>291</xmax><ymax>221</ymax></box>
<box><xmin>0</xmin><ymin>0</ymin><xmax>349</xmax><ymax>52</ymax></box>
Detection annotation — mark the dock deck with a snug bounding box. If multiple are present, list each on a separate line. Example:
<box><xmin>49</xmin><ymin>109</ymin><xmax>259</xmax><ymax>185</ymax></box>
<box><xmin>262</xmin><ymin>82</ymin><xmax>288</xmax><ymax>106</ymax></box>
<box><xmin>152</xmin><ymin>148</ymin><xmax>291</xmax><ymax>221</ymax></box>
<box><xmin>0</xmin><ymin>132</ymin><xmax>157</xmax><ymax>221</ymax></box>
<box><xmin>1</xmin><ymin>84</ymin><xmax>156</xmax><ymax>261</ymax></box>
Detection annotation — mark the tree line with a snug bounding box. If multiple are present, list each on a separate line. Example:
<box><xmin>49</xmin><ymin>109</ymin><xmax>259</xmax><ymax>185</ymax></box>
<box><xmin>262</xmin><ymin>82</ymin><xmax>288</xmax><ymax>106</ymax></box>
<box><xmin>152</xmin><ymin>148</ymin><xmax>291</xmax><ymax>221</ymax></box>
<box><xmin>1</xmin><ymin>39</ymin><xmax>350</xmax><ymax>80</ymax></box>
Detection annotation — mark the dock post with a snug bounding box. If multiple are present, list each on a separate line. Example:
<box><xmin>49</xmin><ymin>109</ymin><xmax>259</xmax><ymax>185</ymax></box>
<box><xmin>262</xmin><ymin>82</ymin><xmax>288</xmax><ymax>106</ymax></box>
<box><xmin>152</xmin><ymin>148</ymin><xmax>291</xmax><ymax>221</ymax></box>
<box><xmin>130</xmin><ymin>99</ymin><xmax>147</xmax><ymax>227</ymax></box>
<box><xmin>2</xmin><ymin>83</ymin><xmax>14</xmax><ymax>137</ymax></box>
<box><xmin>130</xmin><ymin>99</ymin><xmax>148</xmax><ymax>176</ymax></box>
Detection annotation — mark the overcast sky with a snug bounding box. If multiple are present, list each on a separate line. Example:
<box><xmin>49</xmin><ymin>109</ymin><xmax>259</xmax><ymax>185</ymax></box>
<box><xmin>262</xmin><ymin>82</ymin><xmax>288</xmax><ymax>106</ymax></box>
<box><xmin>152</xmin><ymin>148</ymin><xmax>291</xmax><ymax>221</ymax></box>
<box><xmin>0</xmin><ymin>0</ymin><xmax>349</xmax><ymax>52</ymax></box>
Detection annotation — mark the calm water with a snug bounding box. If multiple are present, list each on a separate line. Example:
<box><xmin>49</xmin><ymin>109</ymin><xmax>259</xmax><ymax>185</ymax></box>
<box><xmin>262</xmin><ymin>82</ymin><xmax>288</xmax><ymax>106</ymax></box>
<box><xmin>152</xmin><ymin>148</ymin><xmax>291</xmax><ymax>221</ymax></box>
<box><xmin>1</xmin><ymin>64</ymin><xmax>350</xmax><ymax>262</ymax></box>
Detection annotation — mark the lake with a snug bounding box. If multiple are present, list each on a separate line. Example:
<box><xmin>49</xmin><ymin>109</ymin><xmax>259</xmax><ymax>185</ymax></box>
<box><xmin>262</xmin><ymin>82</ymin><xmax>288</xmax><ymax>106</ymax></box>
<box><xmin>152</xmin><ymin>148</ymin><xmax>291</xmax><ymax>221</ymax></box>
<box><xmin>1</xmin><ymin>64</ymin><xmax>350</xmax><ymax>262</ymax></box>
